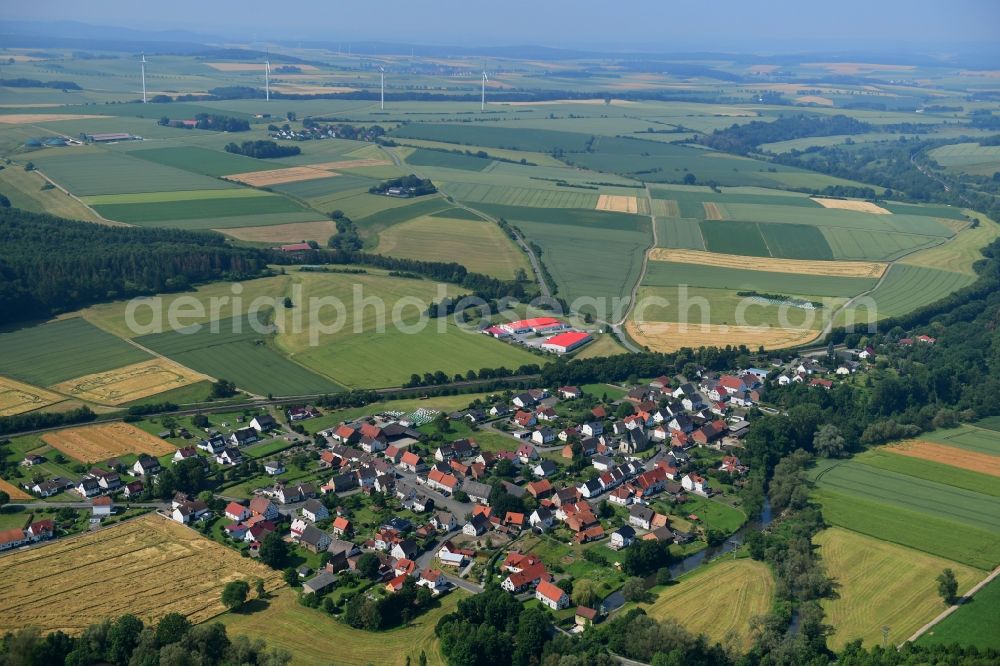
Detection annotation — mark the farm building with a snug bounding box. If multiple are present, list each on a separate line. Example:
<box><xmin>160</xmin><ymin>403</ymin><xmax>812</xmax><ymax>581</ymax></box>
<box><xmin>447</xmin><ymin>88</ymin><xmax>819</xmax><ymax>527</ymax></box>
<box><xmin>542</xmin><ymin>331</ymin><xmax>592</xmax><ymax>354</ymax></box>
<box><xmin>499</xmin><ymin>317</ymin><xmax>566</xmax><ymax>335</ymax></box>
<box><xmin>82</xmin><ymin>132</ymin><xmax>138</xmax><ymax>143</ymax></box>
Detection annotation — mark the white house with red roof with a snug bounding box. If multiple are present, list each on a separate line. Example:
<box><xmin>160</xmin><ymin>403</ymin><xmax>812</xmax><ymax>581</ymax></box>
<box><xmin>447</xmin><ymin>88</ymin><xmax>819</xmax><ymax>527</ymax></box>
<box><xmin>535</xmin><ymin>580</ymin><xmax>570</xmax><ymax>610</ymax></box>
<box><xmin>681</xmin><ymin>473</ymin><xmax>711</xmax><ymax>496</ymax></box>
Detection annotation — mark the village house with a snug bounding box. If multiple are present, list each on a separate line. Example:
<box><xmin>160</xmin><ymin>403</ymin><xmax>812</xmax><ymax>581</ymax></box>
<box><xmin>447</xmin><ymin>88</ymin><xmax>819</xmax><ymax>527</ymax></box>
<box><xmin>225</xmin><ymin>502</ymin><xmax>251</xmax><ymax>522</ymax></box>
<box><xmin>298</xmin><ymin>524</ymin><xmax>333</xmax><ymax>553</ymax></box>
<box><xmin>417</xmin><ymin>568</ymin><xmax>449</xmax><ymax>594</ymax></box>
<box><xmin>681</xmin><ymin>473</ymin><xmax>711</xmax><ymax>496</ymax></box>
<box><xmin>132</xmin><ymin>455</ymin><xmax>161</xmax><ymax>477</ymax></box>
<box><xmin>91</xmin><ymin>495</ymin><xmax>113</xmax><ymax>517</ymax></box>
<box><xmin>535</xmin><ymin>580</ymin><xmax>570</xmax><ymax>610</ymax></box>
<box><xmin>249</xmin><ymin>497</ymin><xmax>280</xmax><ymax>520</ymax></box>
<box><xmin>172</xmin><ymin>446</ymin><xmax>199</xmax><ymax>464</ymax></box>
<box><xmin>249</xmin><ymin>414</ymin><xmax>277</xmax><ymax>432</ymax></box>
<box><xmin>215</xmin><ymin>447</ymin><xmax>243</xmax><ymax>466</ymax></box>
<box><xmin>463</xmin><ymin>513</ymin><xmax>491</xmax><ymax>536</ymax></box>
<box><xmin>426</xmin><ymin>468</ymin><xmax>460</xmax><ymax>494</ymax></box>
<box><xmin>229</xmin><ymin>427</ymin><xmax>258</xmax><ymax>448</ymax></box>
<box><xmin>301</xmin><ymin>498</ymin><xmax>329</xmax><ymax>522</ymax></box>
<box><xmin>628</xmin><ymin>505</ymin><xmax>654</xmax><ymax>530</ymax></box>
<box><xmin>610</xmin><ymin>525</ymin><xmax>636</xmax><ymax>550</ymax></box>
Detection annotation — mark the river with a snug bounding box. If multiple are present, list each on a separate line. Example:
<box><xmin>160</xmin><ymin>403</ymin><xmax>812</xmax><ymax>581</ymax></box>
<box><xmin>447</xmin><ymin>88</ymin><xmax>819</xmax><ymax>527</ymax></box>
<box><xmin>601</xmin><ymin>498</ymin><xmax>773</xmax><ymax>612</ymax></box>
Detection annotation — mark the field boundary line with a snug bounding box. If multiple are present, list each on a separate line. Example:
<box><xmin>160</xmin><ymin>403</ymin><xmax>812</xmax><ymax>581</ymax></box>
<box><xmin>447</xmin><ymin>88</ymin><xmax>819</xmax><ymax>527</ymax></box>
<box><xmin>32</xmin><ymin>166</ymin><xmax>127</xmax><ymax>227</ymax></box>
<box><xmin>904</xmin><ymin>565</ymin><xmax>1000</xmax><ymax>645</ymax></box>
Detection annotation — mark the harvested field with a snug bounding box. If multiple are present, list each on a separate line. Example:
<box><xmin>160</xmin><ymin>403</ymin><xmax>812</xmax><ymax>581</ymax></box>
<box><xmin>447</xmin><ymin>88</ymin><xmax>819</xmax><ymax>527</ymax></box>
<box><xmin>626</xmin><ymin>321</ymin><xmax>819</xmax><ymax>352</ymax></box>
<box><xmin>653</xmin><ymin>199</ymin><xmax>680</xmax><ymax>217</ymax></box>
<box><xmin>812</xmin><ymin>197</ymin><xmax>891</xmax><ymax>214</ymax></box>
<box><xmin>702</xmin><ymin>201</ymin><xmax>726</xmax><ymax>219</ymax></box>
<box><xmin>42</xmin><ymin>422</ymin><xmax>176</xmax><ymax>462</ymax></box>
<box><xmin>886</xmin><ymin>440</ymin><xmax>1000</xmax><ymax>478</ymax></box>
<box><xmin>648</xmin><ymin>248</ymin><xmax>887</xmax><ymax>278</ymax></box>
<box><xmin>225</xmin><ymin>166</ymin><xmax>334</xmax><ymax>187</ymax></box>
<box><xmin>308</xmin><ymin>158</ymin><xmax>392</xmax><ymax>170</ymax></box>
<box><xmin>596</xmin><ymin>194</ymin><xmax>639</xmax><ymax>214</ymax></box>
<box><xmin>0</xmin><ymin>376</ymin><xmax>63</xmax><ymax>416</ymax></box>
<box><xmin>0</xmin><ymin>478</ymin><xmax>32</xmax><ymax>501</ymax></box>
<box><xmin>206</xmin><ymin>62</ymin><xmax>319</xmax><ymax>72</ymax></box>
<box><xmin>642</xmin><ymin>558</ymin><xmax>774</xmax><ymax>649</ymax></box>
<box><xmin>50</xmin><ymin>358</ymin><xmax>208</xmax><ymax>405</ymax></box>
<box><xmin>0</xmin><ymin>114</ymin><xmax>110</xmax><ymax>124</ymax></box>
<box><xmin>0</xmin><ymin>514</ymin><xmax>284</xmax><ymax>635</ymax></box>
<box><xmin>816</xmin><ymin>527</ymin><xmax>980</xmax><ymax>649</ymax></box>
<box><xmin>219</xmin><ymin>219</ymin><xmax>337</xmax><ymax>243</ymax></box>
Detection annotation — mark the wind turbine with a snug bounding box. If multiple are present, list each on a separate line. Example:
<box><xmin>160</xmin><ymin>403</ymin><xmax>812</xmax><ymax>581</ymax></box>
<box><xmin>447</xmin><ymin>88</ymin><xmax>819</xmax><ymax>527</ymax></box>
<box><xmin>264</xmin><ymin>52</ymin><xmax>271</xmax><ymax>102</ymax></box>
<box><xmin>140</xmin><ymin>53</ymin><xmax>147</xmax><ymax>104</ymax></box>
<box><xmin>379</xmin><ymin>66</ymin><xmax>385</xmax><ymax>110</ymax></box>
<box><xmin>481</xmin><ymin>70</ymin><xmax>488</xmax><ymax>112</ymax></box>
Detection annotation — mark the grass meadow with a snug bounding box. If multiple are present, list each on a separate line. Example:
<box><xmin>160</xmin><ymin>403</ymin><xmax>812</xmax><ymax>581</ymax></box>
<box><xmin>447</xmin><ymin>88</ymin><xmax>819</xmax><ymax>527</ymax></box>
<box><xmin>219</xmin><ymin>587</ymin><xmax>466</xmax><ymax>666</ymax></box>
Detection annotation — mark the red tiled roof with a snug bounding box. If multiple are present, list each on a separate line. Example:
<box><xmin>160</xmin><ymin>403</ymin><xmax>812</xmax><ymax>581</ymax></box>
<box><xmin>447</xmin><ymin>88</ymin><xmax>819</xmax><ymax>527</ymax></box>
<box><xmin>544</xmin><ymin>331</ymin><xmax>591</xmax><ymax>348</ymax></box>
<box><xmin>536</xmin><ymin>579</ymin><xmax>566</xmax><ymax>603</ymax></box>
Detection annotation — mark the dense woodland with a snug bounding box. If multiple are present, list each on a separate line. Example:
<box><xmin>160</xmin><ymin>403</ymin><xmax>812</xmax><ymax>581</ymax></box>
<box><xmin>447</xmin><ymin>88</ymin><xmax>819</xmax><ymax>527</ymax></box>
<box><xmin>0</xmin><ymin>208</ymin><xmax>266</xmax><ymax>324</ymax></box>
<box><xmin>698</xmin><ymin>114</ymin><xmax>875</xmax><ymax>154</ymax></box>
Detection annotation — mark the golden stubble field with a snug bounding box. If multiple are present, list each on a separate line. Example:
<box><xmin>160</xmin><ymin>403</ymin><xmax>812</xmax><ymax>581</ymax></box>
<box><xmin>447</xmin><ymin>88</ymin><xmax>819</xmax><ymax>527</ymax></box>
<box><xmin>0</xmin><ymin>514</ymin><xmax>284</xmax><ymax>634</ymax></box>
<box><xmin>0</xmin><ymin>375</ymin><xmax>63</xmax><ymax>416</ymax></box>
<box><xmin>50</xmin><ymin>358</ymin><xmax>208</xmax><ymax>406</ymax></box>
<box><xmin>811</xmin><ymin>197</ymin><xmax>891</xmax><ymax>214</ymax></box>
<box><xmin>885</xmin><ymin>440</ymin><xmax>1000</xmax><ymax>478</ymax></box>
<box><xmin>42</xmin><ymin>422</ymin><xmax>176</xmax><ymax>462</ymax></box>
<box><xmin>627</xmin><ymin>320</ymin><xmax>820</xmax><ymax>352</ymax></box>
<box><xmin>596</xmin><ymin>194</ymin><xmax>639</xmax><ymax>214</ymax></box>
<box><xmin>649</xmin><ymin>248</ymin><xmax>888</xmax><ymax>278</ymax></box>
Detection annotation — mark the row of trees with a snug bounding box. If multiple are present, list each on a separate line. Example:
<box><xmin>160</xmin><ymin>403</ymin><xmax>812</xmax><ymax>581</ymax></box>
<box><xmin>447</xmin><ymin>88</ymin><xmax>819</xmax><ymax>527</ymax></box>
<box><xmin>0</xmin><ymin>612</ymin><xmax>289</xmax><ymax>666</ymax></box>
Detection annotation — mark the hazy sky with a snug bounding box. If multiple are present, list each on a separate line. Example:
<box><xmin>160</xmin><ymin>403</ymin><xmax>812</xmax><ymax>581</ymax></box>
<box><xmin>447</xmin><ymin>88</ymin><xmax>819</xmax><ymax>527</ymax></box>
<box><xmin>5</xmin><ymin>0</ymin><xmax>999</xmax><ymax>51</ymax></box>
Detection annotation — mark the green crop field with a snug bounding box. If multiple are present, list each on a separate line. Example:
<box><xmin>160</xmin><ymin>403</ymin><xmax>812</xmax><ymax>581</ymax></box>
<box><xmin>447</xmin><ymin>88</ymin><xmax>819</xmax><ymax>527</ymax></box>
<box><xmin>655</xmin><ymin>218</ymin><xmax>705</xmax><ymax>250</ymax></box>
<box><xmin>813</xmin><ymin>460</ymin><xmax>1000</xmax><ymax>533</ymax></box>
<box><xmin>354</xmin><ymin>196</ymin><xmax>452</xmax><ymax>241</ymax></box>
<box><xmin>632</xmin><ymin>286</ymin><xmax>833</xmax><ymax>329</ymax></box>
<box><xmin>80</xmin><ymin>189</ymin><xmax>274</xmax><ymax>205</ymax></box>
<box><xmin>820</xmin><ymin>227</ymin><xmax>944</xmax><ymax>261</ymax></box>
<box><xmin>853</xmin><ymin>449</ymin><xmax>1000</xmax><ymax>497</ymax></box>
<box><xmin>374</xmin><ymin>214</ymin><xmax>529</xmax><ymax>279</ymax></box>
<box><xmin>91</xmin><ymin>193</ymin><xmax>311</xmax><ymax>224</ymax></box>
<box><xmin>404</xmin><ymin>148</ymin><xmax>492</xmax><ymax>171</ymax></box>
<box><xmin>137</xmin><ymin>315</ymin><xmax>342</xmax><ymax>396</ymax></box>
<box><xmin>881</xmin><ymin>201</ymin><xmax>969</xmax><ymax>220</ymax></box>
<box><xmin>699</xmin><ymin>220</ymin><xmax>771</xmax><ymax>256</ymax></box>
<box><xmin>924</xmin><ymin>425</ymin><xmax>1000</xmax><ymax>456</ymax></box>
<box><xmin>720</xmin><ymin>203</ymin><xmax>954</xmax><ymax>237</ymax></box>
<box><xmin>270</xmin><ymin>271</ymin><xmax>542</xmax><ymax>388</ymax></box>
<box><xmin>0</xmin><ymin>317</ymin><xmax>151</xmax><ymax>386</ymax></box>
<box><xmin>928</xmin><ymin>142</ymin><xmax>1000</xmax><ymax>177</ymax></box>
<box><xmin>813</xmin><ymin>488</ymin><xmax>1000</xmax><ymax>570</ymax></box>
<box><xmin>447</xmin><ymin>182</ymin><xmax>599</xmax><ymax>208</ymax></box>
<box><xmin>816</xmin><ymin>528</ymin><xmax>982</xmax><ymax>650</ymax></box>
<box><xmin>759</xmin><ymin>223</ymin><xmax>834</xmax><ymax>260</ymax></box>
<box><xmin>476</xmin><ymin>204</ymin><xmax>650</xmax><ymax>309</ymax></box>
<box><xmin>567</xmin><ymin>136</ymin><xmax>846</xmax><ymax>189</ymax></box>
<box><xmin>643</xmin><ymin>261</ymin><xmax>876</xmax><ymax>297</ymax></box>
<box><xmin>812</xmin><ymin>457</ymin><xmax>1000</xmax><ymax>569</ymax></box>
<box><xmin>126</xmin><ymin>146</ymin><xmax>273</xmax><ymax>176</ymax></box>
<box><xmin>271</xmin><ymin>174</ymin><xmax>376</xmax><ymax>202</ymax></box>
<box><xmin>974</xmin><ymin>417</ymin><xmax>1000</xmax><ymax>433</ymax></box>
<box><xmin>862</xmin><ymin>265</ymin><xmax>976</xmax><ymax>317</ymax></box>
<box><xmin>30</xmin><ymin>151</ymin><xmax>236</xmax><ymax>196</ymax></box>
<box><xmin>391</xmin><ymin>123</ymin><xmax>595</xmax><ymax>152</ymax></box>
<box><xmin>918</xmin><ymin>574</ymin><xmax>1000</xmax><ymax>650</ymax></box>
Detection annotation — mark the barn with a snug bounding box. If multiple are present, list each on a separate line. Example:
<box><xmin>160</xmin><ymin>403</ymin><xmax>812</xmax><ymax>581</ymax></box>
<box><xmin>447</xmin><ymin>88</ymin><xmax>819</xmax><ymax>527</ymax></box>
<box><xmin>541</xmin><ymin>331</ymin><xmax>592</xmax><ymax>354</ymax></box>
